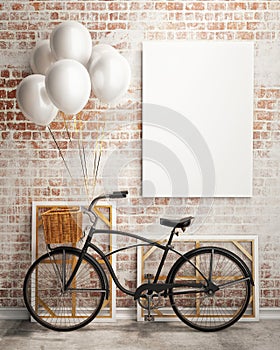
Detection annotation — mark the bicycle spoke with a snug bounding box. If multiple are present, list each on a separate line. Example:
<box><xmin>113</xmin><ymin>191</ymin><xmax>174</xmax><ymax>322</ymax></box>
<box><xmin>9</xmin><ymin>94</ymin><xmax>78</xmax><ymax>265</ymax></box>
<box><xmin>208</xmin><ymin>248</ymin><xmax>214</xmax><ymax>281</ymax></box>
<box><xmin>218</xmin><ymin>276</ymin><xmax>251</xmax><ymax>289</ymax></box>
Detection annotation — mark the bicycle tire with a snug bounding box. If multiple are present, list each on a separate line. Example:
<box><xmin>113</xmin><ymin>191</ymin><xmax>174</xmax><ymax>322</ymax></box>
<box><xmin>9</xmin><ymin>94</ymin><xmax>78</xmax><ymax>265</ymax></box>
<box><xmin>23</xmin><ymin>247</ymin><xmax>106</xmax><ymax>331</ymax></box>
<box><xmin>168</xmin><ymin>246</ymin><xmax>251</xmax><ymax>332</ymax></box>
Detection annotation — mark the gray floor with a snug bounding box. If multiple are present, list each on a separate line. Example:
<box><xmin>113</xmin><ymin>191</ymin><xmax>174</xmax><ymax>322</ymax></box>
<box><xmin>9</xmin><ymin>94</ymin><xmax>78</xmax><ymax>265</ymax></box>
<box><xmin>0</xmin><ymin>319</ymin><xmax>279</xmax><ymax>350</ymax></box>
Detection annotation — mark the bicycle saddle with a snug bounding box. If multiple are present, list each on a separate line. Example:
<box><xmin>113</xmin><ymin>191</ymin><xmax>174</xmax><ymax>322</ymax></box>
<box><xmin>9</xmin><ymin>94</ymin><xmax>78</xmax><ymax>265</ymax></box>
<box><xmin>160</xmin><ymin>216</ymin><xmax>193</xmax><ymax>230</ymax></box>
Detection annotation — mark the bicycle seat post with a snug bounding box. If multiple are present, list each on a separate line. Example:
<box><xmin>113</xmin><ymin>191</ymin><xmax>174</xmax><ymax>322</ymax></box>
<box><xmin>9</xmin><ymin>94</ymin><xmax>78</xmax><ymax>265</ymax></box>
<box><xmin>152</xmin><ymin>229</ymin><xmax>176</xmax><ymax>284</ymax></box>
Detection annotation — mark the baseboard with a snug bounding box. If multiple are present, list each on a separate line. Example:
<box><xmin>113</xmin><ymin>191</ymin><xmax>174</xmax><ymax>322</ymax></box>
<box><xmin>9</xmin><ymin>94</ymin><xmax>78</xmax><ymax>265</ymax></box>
<box><xmin>1</xmin><ymin>307</ymin><xmax>280</xmax><ymax>321</ymax></box>
<box><xmin>0</xmin><ymin>308</ymin><xmax>29</xmax><ymax>320</ymax></box>
<box><xmin>0</xmin><ymin>307</ymin><xmax>137</xmax><ymax>321</ymax></box>
<box><xmin>259</xmin><ymin>308</ymin><xmax>280</xmax><ymax>320</ymax></box>
<box><xmin>116</xmin><ymin>308</ymin><xmax>137</xmax><ymax>320</ymax></box>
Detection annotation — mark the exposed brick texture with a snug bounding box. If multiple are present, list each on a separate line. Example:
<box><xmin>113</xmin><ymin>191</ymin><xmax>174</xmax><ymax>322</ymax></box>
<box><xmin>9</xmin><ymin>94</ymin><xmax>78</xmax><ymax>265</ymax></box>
<box><xmin>1</xmin><ymin>1</ymin><xmax>280</xmax><ymax>310</ymax></box>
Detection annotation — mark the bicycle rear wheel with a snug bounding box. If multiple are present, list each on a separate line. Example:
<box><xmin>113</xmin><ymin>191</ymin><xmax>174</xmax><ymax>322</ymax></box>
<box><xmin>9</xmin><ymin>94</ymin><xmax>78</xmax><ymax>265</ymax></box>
<box><xmin>23</xmin><ymin>247</ymin><xmax>106</xmax><ymax>331</ymax></box>
<box><xmin>168</xmin><ymin>247</ymin><xmax>251</xmax><ymax>332</ymax></box>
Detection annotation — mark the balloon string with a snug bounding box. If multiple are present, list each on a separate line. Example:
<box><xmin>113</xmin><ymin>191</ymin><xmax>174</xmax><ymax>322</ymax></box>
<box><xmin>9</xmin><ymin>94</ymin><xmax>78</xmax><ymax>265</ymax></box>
<box><xmin>79</xmin><ymin>114</ymin><xmax>87</xmax><ymax>177</ymax></box>
<box><xmin>48</xmin><ymin>126</ymin><xmax>72</xmax><ymax>178</ymax></box>
<box><xmin>61</xmin><ymin>112</ymin><xmax>72</xmax><ymax>142</ymax></box>
<box><xmin>79</xmin><ymin>138</ymin><xmax>89</xmax><ymax>198</ymax></box>
<box><xmin>92</xmin><ymin>129</ymin><xmax>104</xmax><ymax>195</ymax></box>
<box><xmin>82</xmin><ymin>141</ymin><xmax>88</xmax><ymax>179</ymax></box>
<box><xmin>75</xmin><ymin>113</ymin><xmax>90</xmax><ymax>199</ymax></box>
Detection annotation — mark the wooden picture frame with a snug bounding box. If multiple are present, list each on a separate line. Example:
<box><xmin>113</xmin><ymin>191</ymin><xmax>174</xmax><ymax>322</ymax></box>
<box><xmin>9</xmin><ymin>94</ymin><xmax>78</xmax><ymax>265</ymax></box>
<box><xmin>137</xmin><ymin>235</ymin><xmax>259</xmax><ymax>322</ymax></box>
<box><xmin>32</xmin><ymin>201</ymin><xmax>117</xmax><ymax>321</ymax></box>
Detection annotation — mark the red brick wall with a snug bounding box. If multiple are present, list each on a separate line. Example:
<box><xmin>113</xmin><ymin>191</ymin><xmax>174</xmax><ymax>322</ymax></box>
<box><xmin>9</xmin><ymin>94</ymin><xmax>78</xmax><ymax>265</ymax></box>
<box><xmin>1</xmin><ymin>1</ymin><xmax>280</xmax><ymax>310</ymax></box>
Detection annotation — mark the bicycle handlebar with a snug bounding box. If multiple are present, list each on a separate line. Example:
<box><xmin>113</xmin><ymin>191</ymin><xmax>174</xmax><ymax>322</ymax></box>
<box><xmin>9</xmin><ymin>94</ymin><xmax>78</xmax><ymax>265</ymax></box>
<box><xmin>108</xmin><ymin>191</ymin><xmax>129</xmax><ymax>199</ymax></box>
<box><xmin>87</xmin><ymin>190</ymin><xmax>128</xmax><ymax>215</ymax></box>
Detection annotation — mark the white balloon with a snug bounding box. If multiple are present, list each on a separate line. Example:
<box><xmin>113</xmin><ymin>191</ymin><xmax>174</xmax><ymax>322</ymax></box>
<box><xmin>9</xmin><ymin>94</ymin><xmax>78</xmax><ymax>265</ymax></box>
<box><xmin>45</xmin><ymin>59</ymin><xmax>91</xmax><ymax>115</ymax></box>
<box><xmin>87</xmin><ymin>44</ymin><xmax>116</xmax><ymax>70</ymax></box>
<box><xmin>89</xmin><ymin>52</ymin><xmax>131</xmax><ymax>104</ymax></box>
<box><xmin>30</xmin><ymin>40</ymin><xmax>56</xmax><ymax>75</ymax></box>
<box><xmin>16</xmin><ymin>74</ymin><xmax>58</xmax><ymax>126</ymax></box>
<box><xmin>50</xmin><ymin>21</ymin><xmax>92</xmax><ymax>66</ymax></box>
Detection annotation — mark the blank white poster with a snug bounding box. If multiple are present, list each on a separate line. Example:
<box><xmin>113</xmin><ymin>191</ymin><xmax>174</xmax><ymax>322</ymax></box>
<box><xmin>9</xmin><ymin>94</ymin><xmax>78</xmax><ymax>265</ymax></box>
<box><xmin>142</xmin><ymin>41</ymin><xmax>254</xmax><ymax>197</ymax></box>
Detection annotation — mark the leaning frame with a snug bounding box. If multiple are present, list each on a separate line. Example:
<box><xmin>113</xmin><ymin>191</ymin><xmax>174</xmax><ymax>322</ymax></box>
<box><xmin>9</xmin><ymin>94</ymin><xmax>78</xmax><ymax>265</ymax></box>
<box><xmin>137</xmin><ymin>235</ymin><xmax>259</xmax><ymax>322</ymax></box>
<box><xmin>31</xmin><ymin>201</ymin><xmax>117</xmax><ymax>322</ymax></box>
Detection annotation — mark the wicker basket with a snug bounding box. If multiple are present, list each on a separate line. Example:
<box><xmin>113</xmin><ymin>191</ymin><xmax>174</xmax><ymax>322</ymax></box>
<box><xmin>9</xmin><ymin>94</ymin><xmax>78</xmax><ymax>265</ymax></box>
<box><xmin>41</xmin><ymin>207</ymin><xmax>83</xmax><ymax>244</ymax></box>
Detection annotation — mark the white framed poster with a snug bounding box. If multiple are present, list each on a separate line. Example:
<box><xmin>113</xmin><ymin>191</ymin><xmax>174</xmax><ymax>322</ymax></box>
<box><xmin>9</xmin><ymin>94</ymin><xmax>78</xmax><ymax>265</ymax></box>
<box><xmin>142</xmin><ymin>41</ymin><xmax>254</xmax><ymax>197</ymax></box>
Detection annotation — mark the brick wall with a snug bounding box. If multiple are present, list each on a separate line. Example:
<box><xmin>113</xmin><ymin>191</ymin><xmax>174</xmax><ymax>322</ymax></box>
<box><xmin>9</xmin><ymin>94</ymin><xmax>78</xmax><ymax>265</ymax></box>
<box><xmin>1</xmin><ymin>1</ymin><xmax>280</xmax><ymax>310</ymax></box>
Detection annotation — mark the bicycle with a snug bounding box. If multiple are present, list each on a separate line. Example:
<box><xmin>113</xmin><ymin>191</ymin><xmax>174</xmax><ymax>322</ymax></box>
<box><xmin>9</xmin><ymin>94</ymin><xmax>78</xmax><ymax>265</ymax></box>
<box><xmin>23</xmin><ymin>190</ymin><xmax>254</xmax><ymax>332</ymax></box>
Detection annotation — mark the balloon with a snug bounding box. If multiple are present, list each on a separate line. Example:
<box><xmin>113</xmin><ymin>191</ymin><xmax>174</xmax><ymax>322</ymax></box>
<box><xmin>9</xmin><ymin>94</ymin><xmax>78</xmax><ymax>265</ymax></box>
<box><xmin>87</xmin><ymin>44</ymin><xmax>116</xmax><ymax>70</ymax></box>
<box><xmin>89</xmin><ymin>52</ymin><xmax>131</xmax><ymax>104</ymax></box>
<box><xmin>45</xmin><ymin>59</ymin><xmax>91</xmax><ymax>115</ymax></box>
<box><xmin>30</xmin><ymin>40</ymin><xmax>56</xmax><ymax>75</ymax></box>
<box><xmin>50</xmin><ymin>21</ymin><xmax>92</xmax><ymax>66</ymax></box>
<box><xmin>16</xmin><ymin>74</ymin><xmax>58</xmax><ymax>126</ymax></box>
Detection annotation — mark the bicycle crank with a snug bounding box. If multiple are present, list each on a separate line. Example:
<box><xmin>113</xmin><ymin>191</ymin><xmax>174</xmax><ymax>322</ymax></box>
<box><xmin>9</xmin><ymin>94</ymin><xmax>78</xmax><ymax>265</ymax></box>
<box><xmin>138</xmin><ymin>291</ymin><xmax>162</xmax><ymax>322</ymax></box>
<box><xmin>137</xmin><ymin>274</ymin><xmax>164</xmax><ymax>321</ymax></box>
<box><xmin>137</xmin><ymin>290</ymin><xmax>163</xmax><ymax>310</ymax></box>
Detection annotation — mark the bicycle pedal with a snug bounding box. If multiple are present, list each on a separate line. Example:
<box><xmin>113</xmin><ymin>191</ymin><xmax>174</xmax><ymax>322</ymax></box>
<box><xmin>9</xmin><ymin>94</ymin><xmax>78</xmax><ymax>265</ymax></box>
<box><xmin>144</xmin><ymin>273</ymin><xmax>154</xmax><ymax>280</ymax></box>
<box><xmin>144</xmin><ymin>315</ymin><xmax>155</xmax><ymax>322</ymax></box>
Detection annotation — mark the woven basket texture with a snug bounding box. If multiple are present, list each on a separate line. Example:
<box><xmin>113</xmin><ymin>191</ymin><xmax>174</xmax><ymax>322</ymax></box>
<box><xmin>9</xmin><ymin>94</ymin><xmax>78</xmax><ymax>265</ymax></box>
<box><xmin>42</xmin><ymin>207</ymin><xmax>82</xmax><ymax>244</ymax></box>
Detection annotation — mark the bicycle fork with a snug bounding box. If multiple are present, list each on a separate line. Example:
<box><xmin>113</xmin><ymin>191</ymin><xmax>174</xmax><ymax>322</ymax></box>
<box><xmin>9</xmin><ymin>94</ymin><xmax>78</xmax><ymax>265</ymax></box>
<box><xmin>47</xmin><ymin>242</ymin><xmax>89</xmax><ymax>294</ymax></box>
<box><xmin>46</xmin><ymin>247</ymin><xmax>65</xmax><ymax>292</ymax></box>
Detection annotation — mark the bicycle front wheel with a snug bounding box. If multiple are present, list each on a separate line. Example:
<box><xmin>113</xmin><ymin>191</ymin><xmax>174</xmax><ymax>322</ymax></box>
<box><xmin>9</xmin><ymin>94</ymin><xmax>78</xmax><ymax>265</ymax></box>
<box><xmin>169</xmin><ymin>247</ymin><xmax>251</xmax><ymax>332</ymax></box>
<box><xmin>23</xmin><ymin>247</ymin><xmax>106</xmax><ymax>331</ymax></box>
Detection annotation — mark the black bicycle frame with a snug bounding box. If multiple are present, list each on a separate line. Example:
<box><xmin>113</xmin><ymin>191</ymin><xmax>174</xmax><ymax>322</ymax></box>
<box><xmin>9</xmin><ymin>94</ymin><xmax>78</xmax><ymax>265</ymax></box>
<box><xmin>65</xmin><ymin>226</ymin><xmax>208</xmax><ymax>297</ymax></box>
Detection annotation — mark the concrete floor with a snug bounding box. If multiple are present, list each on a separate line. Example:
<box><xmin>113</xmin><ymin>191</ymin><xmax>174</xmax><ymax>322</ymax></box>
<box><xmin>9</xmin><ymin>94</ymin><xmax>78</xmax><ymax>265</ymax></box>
<box><xmin>0</xmin><ymin>319</ymin><xmax>279</xmax><ymax>350</ymax></box>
